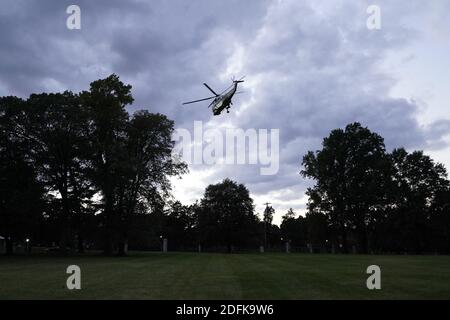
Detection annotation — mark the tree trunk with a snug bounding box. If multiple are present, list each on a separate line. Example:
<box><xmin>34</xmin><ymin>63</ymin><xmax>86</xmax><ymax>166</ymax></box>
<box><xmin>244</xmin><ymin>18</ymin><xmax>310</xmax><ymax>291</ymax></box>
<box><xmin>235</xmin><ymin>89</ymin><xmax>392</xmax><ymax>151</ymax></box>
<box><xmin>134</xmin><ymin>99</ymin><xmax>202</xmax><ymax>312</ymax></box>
<box><xmin>103</xmin><ymin>186</ymin><xmax>115</xmax><ymax>255</ymax></box>
<box><xmin>360</xmin><ymin>229</ymin><xmax>369</xmax><ymax>254</ymax></box>
<box><xmin>77</xmin><ymin>233</ymin><xmax>84</xmax><ymax>254</ymax></box>
<box><xmin>104</xmin><ymin>232</ymin><xmax>114</xmax><ymax>255</ymax></box>
<box><xmin>59</xmin><ymin>187</ymin><xmax>70</xmax><ymax>255</ymax></box>
<box><xmin>117</xmin><ymin>238</ymin><xmax>128</xmax><ymax>256</ymax></box>
<box><xmin>103</xmin><ymin>211</ymin><xmax>114</xmax><ymax>255</ymax></box>
<box><xmin>117</xmin><ymin>229</ymin><xmax>128</xmax><ymax>256</ymax></box>
<box><xmin>341</xmin><ymin>228</ymin><xmax>349</xmax><ymax>253</ymax></box>
<box><xmin>59</xmin><ymin>228</ymin><xmax>69</xmax><ymax>255</ymax></box>
<box><xmin>264</xmin><ymin>222</ymin><xmax>268</xmax><ymax>249</ymax></box>
<box><xmin>5</xmin><ymin>237</ymin><xmax>14</xmax><ymax>255</ymax></box>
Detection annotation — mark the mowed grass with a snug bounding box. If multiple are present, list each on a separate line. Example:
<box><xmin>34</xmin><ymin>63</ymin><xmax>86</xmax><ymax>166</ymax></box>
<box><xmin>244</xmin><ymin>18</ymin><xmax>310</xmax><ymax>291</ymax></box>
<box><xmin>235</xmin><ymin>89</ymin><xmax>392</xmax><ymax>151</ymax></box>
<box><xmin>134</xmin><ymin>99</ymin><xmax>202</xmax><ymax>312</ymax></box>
<box><xmin>1</xmin><ymin>252</ymin><xmax>450</xmax><ymax>299</ymax></box>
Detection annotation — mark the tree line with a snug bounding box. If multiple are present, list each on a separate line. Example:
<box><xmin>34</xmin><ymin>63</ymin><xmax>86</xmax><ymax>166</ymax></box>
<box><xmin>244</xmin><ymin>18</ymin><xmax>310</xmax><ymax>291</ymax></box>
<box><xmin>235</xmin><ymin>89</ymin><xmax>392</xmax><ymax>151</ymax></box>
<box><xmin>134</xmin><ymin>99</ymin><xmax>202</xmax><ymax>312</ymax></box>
<box><xmin>1</xmin><ymin>75</ymin><xmax>450</xmax><ymax>255</ymax></box>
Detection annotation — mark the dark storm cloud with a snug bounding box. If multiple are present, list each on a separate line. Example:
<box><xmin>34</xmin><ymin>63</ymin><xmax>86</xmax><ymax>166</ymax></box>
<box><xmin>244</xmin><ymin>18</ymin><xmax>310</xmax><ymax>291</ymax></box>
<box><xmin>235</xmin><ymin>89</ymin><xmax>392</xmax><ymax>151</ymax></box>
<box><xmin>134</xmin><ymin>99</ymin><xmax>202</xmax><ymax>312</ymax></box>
<box><xmin>188</xmin><ymin>0</ymin><xmax>450</xmax><ymax>211</ymax></box>
<box><xmin>0</xmin><ymin>0</ymin><xmax>270</xmax><ymax>117</ymax></box>
<box><xmin>0</xmin><ymin>0</ymin><xmax>145</xmax><ymax>95</ymax></box>
<box><xmin>1</xmin><ymin>0</ymin><xmax>450</xmax><ymax>214</ymax></box>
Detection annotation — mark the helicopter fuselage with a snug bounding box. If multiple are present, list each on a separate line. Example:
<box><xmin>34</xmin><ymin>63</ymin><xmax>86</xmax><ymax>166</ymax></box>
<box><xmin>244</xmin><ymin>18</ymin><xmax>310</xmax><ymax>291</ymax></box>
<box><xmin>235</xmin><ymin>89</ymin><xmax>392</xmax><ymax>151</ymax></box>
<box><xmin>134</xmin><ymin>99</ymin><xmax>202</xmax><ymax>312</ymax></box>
<box><xmin>210</xmin><ymin>83</ymin><xmax>238</xmax><ymax>116</ymax></box>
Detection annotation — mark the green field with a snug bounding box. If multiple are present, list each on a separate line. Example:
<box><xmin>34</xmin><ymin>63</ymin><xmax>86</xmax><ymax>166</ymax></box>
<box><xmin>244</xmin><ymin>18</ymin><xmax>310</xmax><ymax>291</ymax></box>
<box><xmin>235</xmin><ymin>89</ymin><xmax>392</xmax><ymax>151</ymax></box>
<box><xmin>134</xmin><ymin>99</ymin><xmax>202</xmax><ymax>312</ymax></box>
<box><xmin>1</xmin><ymin>252</ymin><xmax>450</xmax><ymax>299</ymax></box>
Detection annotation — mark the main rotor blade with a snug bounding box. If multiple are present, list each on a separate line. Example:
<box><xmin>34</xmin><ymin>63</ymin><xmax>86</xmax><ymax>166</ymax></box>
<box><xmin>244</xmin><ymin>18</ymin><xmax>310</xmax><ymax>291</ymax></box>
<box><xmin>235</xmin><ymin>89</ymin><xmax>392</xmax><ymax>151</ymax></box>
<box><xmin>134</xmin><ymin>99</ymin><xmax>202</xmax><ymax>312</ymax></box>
<box><xmin>182</xmin><ymin>96</ymin><xmax>216</xmax><ymax>105</ymax></box>
<box><xmin>220</xmin><ymin>83</ymin><xmax>234</xmax><ymax>95</ymax></box>
<box><xmin>203</xmin><ymin>83</ymin><xmax>219</xmax><ymax>96</ymax></box>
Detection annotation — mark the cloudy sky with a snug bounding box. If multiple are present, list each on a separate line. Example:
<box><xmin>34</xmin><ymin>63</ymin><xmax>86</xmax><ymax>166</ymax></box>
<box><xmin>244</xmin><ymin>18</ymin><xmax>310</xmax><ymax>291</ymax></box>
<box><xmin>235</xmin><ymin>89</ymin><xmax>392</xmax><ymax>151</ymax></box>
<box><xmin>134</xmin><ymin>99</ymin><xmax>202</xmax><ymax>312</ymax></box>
<box><xmin>2</xmin><ymin>0</ymin><xmax>450</xmax><ymax>224</ymax></box>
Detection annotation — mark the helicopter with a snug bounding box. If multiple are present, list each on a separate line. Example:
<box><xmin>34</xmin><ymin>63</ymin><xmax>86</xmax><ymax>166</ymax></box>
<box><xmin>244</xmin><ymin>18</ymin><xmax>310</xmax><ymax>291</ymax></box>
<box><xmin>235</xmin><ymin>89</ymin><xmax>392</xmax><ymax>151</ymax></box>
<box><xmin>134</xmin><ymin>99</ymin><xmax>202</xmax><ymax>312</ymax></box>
<box><xmin>182</xmin><ymin>76</ymin><xmax>245</xmax><ymax>115</ymax></box>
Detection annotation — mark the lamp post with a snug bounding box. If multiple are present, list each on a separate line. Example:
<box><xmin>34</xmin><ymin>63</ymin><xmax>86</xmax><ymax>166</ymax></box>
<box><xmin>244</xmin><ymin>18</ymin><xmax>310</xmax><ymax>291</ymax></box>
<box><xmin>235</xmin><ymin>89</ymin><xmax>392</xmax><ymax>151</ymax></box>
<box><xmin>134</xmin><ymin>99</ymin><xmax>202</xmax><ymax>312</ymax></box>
<box><xmin>25</xmin><ymin>238</ymin><xmax>31</xmax><ymax>254</ymax></box>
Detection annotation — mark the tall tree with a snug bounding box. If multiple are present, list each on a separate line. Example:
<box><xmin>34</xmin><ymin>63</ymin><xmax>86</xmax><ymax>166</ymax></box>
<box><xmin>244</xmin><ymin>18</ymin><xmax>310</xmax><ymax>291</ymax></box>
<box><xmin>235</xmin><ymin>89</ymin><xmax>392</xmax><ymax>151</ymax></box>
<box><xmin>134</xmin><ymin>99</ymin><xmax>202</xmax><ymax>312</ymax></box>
<box><xmin>199</xmin><ymin>179</ymin><xmax>257</xmax><ymax>253</ymax></box>
<box><xmin>115</xmin><ymin>111</ymin><xmax>187</xmax><ymax>255</ymax></box>
<box><xmin>302</xmin><ymin>123</ymin><xmax>390</xmax><ymax>253</ymax></box>
<box><xmin>388</xmin><ymin>148</ymin><xmax>449</xmax><ymax>253</ymax></box>
<box><xmin>82</xmin><ymin>74</ymin><xmax>132</xmax><ymax>254</ymax></box>
<box><xmin>24</xmin><ymin>92</ymin><xmax>93</xmax><ymax>253</ymax></box>
<box><xmin>0</xmin><ymin>97</ymin><xmax>44</xmax><ymax>254</ymax></box>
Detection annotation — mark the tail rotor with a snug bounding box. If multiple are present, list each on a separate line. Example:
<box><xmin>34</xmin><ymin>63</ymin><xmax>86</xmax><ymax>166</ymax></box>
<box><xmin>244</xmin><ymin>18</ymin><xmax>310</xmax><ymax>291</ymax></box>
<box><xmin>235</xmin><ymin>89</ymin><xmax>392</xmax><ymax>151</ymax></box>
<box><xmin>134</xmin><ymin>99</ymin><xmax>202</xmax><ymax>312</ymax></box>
<box><xmin>233</xmin><ymin>75</ymin><xmax>245</xmax><ymax>84</ymax></box>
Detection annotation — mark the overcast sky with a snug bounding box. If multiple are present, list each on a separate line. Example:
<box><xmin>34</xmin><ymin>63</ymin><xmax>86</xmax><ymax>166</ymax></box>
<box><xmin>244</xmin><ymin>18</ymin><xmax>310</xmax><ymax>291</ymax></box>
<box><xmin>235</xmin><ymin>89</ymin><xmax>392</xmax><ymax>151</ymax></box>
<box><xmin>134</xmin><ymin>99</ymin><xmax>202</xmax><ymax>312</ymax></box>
<box><xmin>2</xmin><ymin>0</ymin><xmax>450</xmax><ymax>224</ymax></box>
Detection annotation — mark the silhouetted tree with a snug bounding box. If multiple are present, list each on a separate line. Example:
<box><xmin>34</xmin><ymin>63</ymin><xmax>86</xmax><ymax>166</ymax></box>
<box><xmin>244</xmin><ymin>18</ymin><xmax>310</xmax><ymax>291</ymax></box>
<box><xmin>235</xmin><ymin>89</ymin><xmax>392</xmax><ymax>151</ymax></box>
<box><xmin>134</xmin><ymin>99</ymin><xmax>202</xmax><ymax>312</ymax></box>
<box><xmin>164</xmin><ymin>201</ymin><xmax>196</xmax><ymax>250</ymax></box>
<box><xmin>0</xmin><ymin>97</ymin><xmax>45</xmax><ymax>254</ymax></box>
<box><xmin>199</xmin><ymin>179</ymin><xmax>257</xmax><ymax>253</ymax></box>
<box><xmin>22</xmin><ymin>92</ymin><xmax>93</xmax><ymax>253</ymax></box>
<box><xmin>305</xmin><ymin>211</ymin><xmax>328</xmax><ymax>251</ymax></box>
<box><xmin>81</xmin><ymin>75</ymin><xmax>133</xmax><ymax>254</ymax></box>
<box><xmin>263</xmin><ymin>205</ymin><xmax>274</xmax><ymax>248</ymax></box>
<box><xmin>302</xmin><ymin>123</ymin><xmax>391</xmax><ymax>253</ymax></box>
<box><xmin>115</xmin><ymin>111</ymin><xmax>187</xmax><ymax>255</ymax></box>
<box><xmin>387</xmin><ymin>148</ymin><xmax>449</xmax><ymax>253</ymax></box>
<box><xmin>280</xmin><ymin>209</ymin><xmax>307</xmax><ymax>248</ymax></box>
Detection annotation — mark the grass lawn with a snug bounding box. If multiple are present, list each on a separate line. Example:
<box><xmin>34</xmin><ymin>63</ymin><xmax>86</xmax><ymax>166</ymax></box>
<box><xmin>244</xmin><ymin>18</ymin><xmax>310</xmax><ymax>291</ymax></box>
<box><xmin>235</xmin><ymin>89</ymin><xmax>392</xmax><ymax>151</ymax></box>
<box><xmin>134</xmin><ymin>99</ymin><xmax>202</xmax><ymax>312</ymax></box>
<box><xmin>1</xmin><ymin>252</ymin><xmax>450</xmax><ymax>299</ymax></box>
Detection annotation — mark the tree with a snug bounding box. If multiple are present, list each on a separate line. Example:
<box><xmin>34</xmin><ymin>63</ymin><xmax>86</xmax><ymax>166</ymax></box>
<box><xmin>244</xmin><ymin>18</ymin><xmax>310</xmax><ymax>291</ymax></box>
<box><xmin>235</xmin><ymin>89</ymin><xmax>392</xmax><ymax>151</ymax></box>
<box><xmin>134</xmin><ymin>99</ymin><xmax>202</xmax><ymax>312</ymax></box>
<box><xmin>302</xmin><ymin>123</ymin><xmax>390</xmax><ymax>253</ymax></box>
<box><xmin>430</xmin><ymin>187</ymin><xmax>450</xmax><ymax>253</ymax></box>
<box><xmin>20</xmin><ymin>92</ymin><xmax>92</xmax><ymax>253</ymax></box>
<box><xmin>280</xmin><ymin>209</ymin><xmax>307</xmax><ymax>249</ymax></box>
<box><xmin>388</xmin><ymin>148</ymin><xmax>449</xmax><ymax>253</ymax></box>
<box><xmin>81</xmin><ymin>74</ymin><xmax>133</xmax><ymax>254</ymax></box>
<box><xmin>0</xmin><ymin>96</ymin><xmax>45</xmax><ymax>254</ymax></box>
<box><xmin>199</xmin><ymin>179</ymin><xmax>257</xmax><ymax>253</ymax></box>
<box><xmin>115</xmin><ymin>111</ymin><xmax>187</xmax><ymax>254</ymax></box>
<box><xmin>164</xmin><ymin>201</ymin><xmax>196</xmax><ymax>250</ymax></box>
<box><xmin>78</xmin><ymin>75</ymin><xmax>187</xmax><ymax>255</ymax></box>
<box><xmin>263</xmin><ymin>205</ymin><xmax>274</xmax><ymax>248</ymax></box>
<box><xmin>305</xmin><ymin>211</ymin><xmax>328</xmax><ymax>251</ymax></box>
